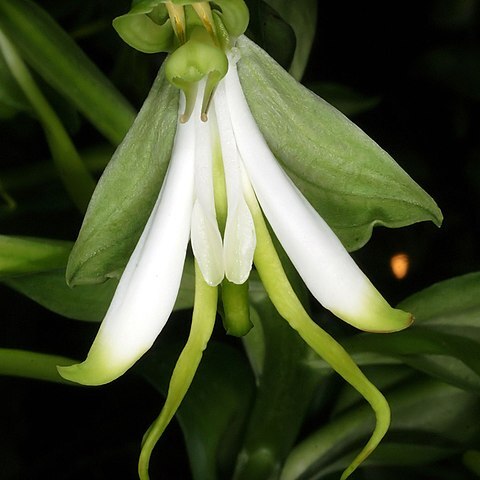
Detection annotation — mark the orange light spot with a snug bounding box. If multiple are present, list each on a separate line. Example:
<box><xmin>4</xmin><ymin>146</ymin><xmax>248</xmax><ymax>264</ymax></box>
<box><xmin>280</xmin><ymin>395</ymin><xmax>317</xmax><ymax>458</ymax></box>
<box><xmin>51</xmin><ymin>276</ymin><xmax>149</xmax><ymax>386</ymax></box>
<box><xmin>390</xmin><ymin>252</ymin><xmax>410</xmax><ymax>280</ymax></box>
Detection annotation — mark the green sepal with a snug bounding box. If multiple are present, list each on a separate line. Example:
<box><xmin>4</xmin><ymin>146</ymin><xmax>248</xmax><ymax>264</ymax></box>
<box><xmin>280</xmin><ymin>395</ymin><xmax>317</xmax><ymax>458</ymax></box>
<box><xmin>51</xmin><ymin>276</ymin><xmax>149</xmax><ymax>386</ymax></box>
<box><xmin>220</xmin><ymin>279</ymin><xmax>252</xmax><ymax>336</ymax></box>
<box><xmin>113</xmin><ymin>0</ymin><xmax>176</xmax><ymax>54</ymax></box>
<box><xmin>66</xmin><ymin>64</ymin><xmax>179</xmax><ymax>286</ymax></box>
<box><xmin>236</xmin><ymin>35</ymin><xmax>443</xmax><ymax>251</ymax></box>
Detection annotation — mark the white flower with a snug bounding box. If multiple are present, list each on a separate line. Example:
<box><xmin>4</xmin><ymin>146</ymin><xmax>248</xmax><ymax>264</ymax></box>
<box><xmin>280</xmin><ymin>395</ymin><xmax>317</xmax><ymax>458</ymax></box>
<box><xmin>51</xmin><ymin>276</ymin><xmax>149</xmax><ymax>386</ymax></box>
<box><xmin>58</xmin><ymin>53</ymin><xmax>411</xmax><ymax>387</ymax></box>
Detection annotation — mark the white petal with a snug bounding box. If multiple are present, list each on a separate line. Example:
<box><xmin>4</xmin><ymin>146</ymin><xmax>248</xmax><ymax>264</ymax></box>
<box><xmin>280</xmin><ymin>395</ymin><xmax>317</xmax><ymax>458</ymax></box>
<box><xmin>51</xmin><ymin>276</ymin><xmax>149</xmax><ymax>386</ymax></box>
<box><xmin>190</xmin><ymin>106</ymin><xmax>224</xmax><ymax>286</ymax></box>
<box><xmin>58</xmin><ymin>104</ymin><xmax>196</xmax><ymax>385</ymax></box>
<box><xmin>225</xmin><ymin>59</ymin><xmax>410</xmax><ymax>332</ymax></box>
<box><xmin>213</xmin><ymin>81</ymin><xmax>255</xmax><ymax>284</ymax></box>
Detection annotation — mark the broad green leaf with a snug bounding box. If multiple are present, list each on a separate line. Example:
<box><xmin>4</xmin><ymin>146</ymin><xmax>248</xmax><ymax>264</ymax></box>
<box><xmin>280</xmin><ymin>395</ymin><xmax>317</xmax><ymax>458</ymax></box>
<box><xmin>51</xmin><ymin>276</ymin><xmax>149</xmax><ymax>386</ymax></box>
<box><xmin>140</xmin><ymin>342</ymin><xmax>255</xmax><ymax>480</ymax></box>
<box><xmin>0</xmin><ymin>235</ymin><xmax>72</xmax><ymax>278</ymax></box>
<box><xmin>0</xmin><ymin>348</ymin><xmax>76</xmax><ymax>384</ymax></box>
<box><xmin>280</xmin><ymin>378</ymin><xmax>480</xmax><ymax>480</ymax></box>
<box><xmin>340</xmin><ymin>331</ymin><xmax>480</xmax><ymax>393</ymax></box>
<box><xmin>398</xmin><ymin>272</ymin><xmax>480</xmax><ymax>329</ymax></box>
<box><xmin>0</xmin><ymin>0</ymin><xmax>136</xmax><ymax>144</ymax></box>
<box><xmin>66</xmin><ymin>65</ymin><xmax>179</xmax><ymax>285</ymax></box>
<box><xmin>337</xmin><ymin>273</ymin><xmax>480</xmax><ymax>392</ymax></box>
<box><xmin>237</xmin><ymin>35</ymin><xmax>442</xmax><ymax>251</ymax></box>
<box><xmin>263</xmin><ymin>0</ymin><xmax>317</xmax><ymax>80</ymax></box>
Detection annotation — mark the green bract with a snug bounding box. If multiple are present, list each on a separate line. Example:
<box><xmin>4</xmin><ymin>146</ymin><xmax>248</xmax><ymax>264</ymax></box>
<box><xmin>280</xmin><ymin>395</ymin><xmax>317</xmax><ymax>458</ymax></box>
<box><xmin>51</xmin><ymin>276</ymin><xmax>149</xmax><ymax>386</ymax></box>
<box><xmin>67</xmin><ymin>64</ymin><xmax>179</xmax><ymax>286</ymax></box>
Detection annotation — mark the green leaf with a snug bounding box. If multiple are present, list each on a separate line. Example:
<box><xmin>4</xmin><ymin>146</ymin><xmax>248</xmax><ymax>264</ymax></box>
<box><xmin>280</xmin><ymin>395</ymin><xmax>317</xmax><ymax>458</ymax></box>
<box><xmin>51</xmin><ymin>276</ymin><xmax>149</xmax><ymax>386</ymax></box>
<box><xmin>343</xmin><ymin>328</ymin><xmax>480</xmax><ymax>391</ymax></box>
<box><xmin>0</xmin><ymin>235</ymin><xmax>194</xmax><ymax>322</ymax></box>
<box><xmin>263</xmin><ymin>0</ymin><xmax>317</xmax><ymax>80</ymax></box>
<box><xmin>140</xmin><ymin>342</ymin><xmax>255</xmax><ymax>480</ymax></box>
<box><xmin>339</xmin><ymin>273</ymin><xmax>480</xmax><ymax>392</ymax></box>
<box><xmin>4</xmin><ymin>271</ymin><xmax>117</xmax><ymax>322</ymax></box>
<box><xmin>281</xmin><ymin>378</ymin><xmax>480</xmax><ymax>479</ymax></box>
<box><xmin>66</xmin><ymin>65</ymin><xmax>179</xmax><ymax>285</ymax></box>
<box><xmin>398</xmin><ymin>272</ymin><xmax>480</xmax><ymax>330</ymax></box>
<box><xmin>0</xmin><ymin>348</ymin><xmax>77</xmax><ymax>384</ymax></box>
<box><xmin>237</xmin><ymin>35</ymin><xmax>442</xmax><ymax>251</ymax></box>
<box><xmin>3</xmin><ymin>257</ymin><xmax>195</xmax><ymax>322</ymax></box>
<box><xmin>0</xmin><ymin>0</ymin><xmax>136</xmax><ymax>144</ymax></box>
<box><xmin>0</xmin><ymin>235</ymin><xmax>72</xmax><ymax>278</ymax></box>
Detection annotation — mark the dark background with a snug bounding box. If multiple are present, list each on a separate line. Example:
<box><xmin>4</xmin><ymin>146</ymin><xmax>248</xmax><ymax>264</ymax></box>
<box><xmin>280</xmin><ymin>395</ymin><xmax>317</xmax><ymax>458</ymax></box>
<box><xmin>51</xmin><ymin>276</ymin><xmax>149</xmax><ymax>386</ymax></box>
<box><xmin>1</xmin><ymin>1</ymin><xmax>479</xmax><ymax>478</ymax></box>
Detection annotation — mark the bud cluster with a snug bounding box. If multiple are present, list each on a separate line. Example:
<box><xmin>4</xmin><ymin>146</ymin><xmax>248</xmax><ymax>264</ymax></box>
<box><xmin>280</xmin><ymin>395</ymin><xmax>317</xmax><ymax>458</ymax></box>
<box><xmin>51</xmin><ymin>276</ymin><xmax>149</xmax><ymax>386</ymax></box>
<box><xmin>114</xmin><ymin>1</ymin><xmax>249</xmax><ymax>121</ymax></box>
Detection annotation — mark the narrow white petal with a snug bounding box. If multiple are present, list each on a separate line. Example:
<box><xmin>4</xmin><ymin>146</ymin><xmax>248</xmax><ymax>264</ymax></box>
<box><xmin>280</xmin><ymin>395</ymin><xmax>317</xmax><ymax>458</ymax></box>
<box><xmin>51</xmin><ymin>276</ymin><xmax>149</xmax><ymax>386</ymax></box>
<box><xmin>191</xmin><ymin>200</ymin><xmax>224</xmax><ymax>286</ymax></box>
<box><xmin>213</xmin><ymin>81</ymin><xmax>255</xmax><ymax>284</ymax></box>
<box><xmin>190</xmin><ymin>106</ymin><xmax>224</xmax><ymax>286</ymax></box>
<box><xmin>59</xmin><ymin>103</ymin><xmax>196</xmax><ymax>385</ymax></box>
<box><xmin>225</xmin><ymin>59</ymin><xmax>410</xmax><ymax>331</ymax></box>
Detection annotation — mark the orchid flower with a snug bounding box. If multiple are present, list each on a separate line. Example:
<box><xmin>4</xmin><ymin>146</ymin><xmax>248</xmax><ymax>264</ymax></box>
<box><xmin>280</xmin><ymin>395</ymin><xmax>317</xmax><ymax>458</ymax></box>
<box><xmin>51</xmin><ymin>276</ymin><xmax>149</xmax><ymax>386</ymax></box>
<box><xmin>57</xmin><ymin>2</ymin><xmax>442</xmax><ymax>479</ymax></box>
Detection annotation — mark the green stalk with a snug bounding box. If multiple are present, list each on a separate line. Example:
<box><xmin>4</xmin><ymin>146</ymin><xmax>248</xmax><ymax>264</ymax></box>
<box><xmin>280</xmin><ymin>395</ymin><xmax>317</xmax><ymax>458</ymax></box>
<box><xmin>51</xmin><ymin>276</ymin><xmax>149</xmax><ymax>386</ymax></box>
<box><xmin>0</xmin><ymin>30</ymin><xmax>95</xmax><ymax>213</ymax></box>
